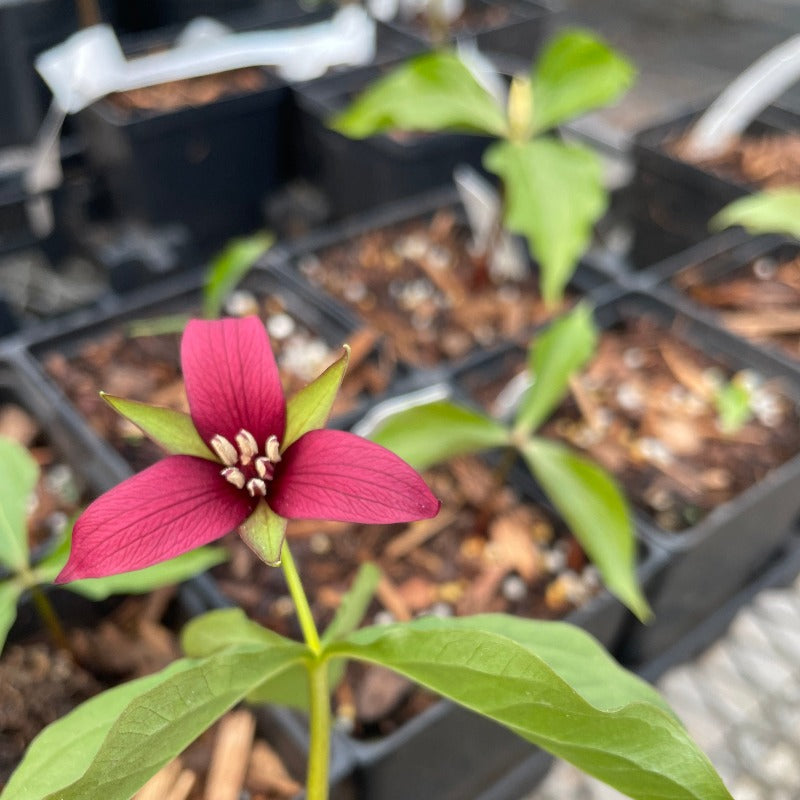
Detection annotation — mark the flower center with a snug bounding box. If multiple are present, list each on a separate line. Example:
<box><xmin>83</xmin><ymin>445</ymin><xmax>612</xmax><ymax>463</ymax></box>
<box><xmin>210</xmin><ymin>430</ymin><xmax>282</xmax><ymax>498</ymax></box>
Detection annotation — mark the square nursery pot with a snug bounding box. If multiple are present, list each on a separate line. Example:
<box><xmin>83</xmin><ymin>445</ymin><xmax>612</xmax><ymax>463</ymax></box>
<box><xmin>191</xmin><ymin>378</ymin><xmax>664</xmax><ymax>800</ymax></box>
<box><xmin>627</xmin><ymin>104</ymin><xmax>800</xmax><ymax>268</ymax></box>
<box><xmin>76</xmin><ymin>65</ymin><xmax>292</xmax><ymax>251</ymax></box>
<box><xmin>291</xmin><ymin>66</ymin><xmax>492</xmax><ymax>220</ymax></box>
<box><xmin>381</xmin><ymin>0</ymin><xmax>554</xmax><ymax>64</ymax></box>
<box><xmin>266</xmin><ymin>188</ymin><xmax>612</xmax><ymax>384</ymax></box>
<box><xmin>19</xmin><ymin>264</ymin><xmax>383</xmax><ymax>478</ymax></box>
<box><xmin>452</xmin><ymin>290</ymin><xmax>800</xmax><ymax>665</ymax></box>
<box><xmin>639</xmin><ymin>231</ymin><xmax>800</xmax><ymax>379</ymax></box>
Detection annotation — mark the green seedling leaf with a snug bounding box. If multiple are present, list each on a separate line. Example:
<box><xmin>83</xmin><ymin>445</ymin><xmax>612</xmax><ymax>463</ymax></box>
<box><xmin>0</xmin><ymin>579</ymin><xmax>23</xmax><ymax>652</ymax></box>
<box><xmin>283</xmin><ymin>345</ymin><xmax>350</xmax><ymax>450</ymax></box>
<box><xmin>369</xmin><ymin>400</ymin><xmax>510</xmax><ymax>471</ymax></box>
<box><xmin>30</xmin><ymin>643</ymin><xmax>306</xmax><ymax>800</ymax></box>
<box><xmin>715</xmin><ymin>379</ymin><xmax>753</xmax><ymax>435</ymax></box>
<box><xmin>321</xmin><ymin>561</ymin><xmax>381</xmax><ymax>646</ymax></box>
<box><xmin>101</xmin><ymin>394</ymin><xmax>214</xmax><ymax>461</ymax></box>
<box><xmin>181</xmin><ymin>608</ymin><xmax>313</xmax><ymax>710</ymax></box>
<box><xmin>530</xmin><ymin>29</ymin><xmax>635</xmax><ymax>133</ymax></box>
<box><xmin>203</xmin><ymin>232</ymin><xmax>274</xmax><ymax>319</ymax></box>
<box><xmin>711</xmin><ymin>188</ymin><xmax>800</xmax><ymax>239</ymax></box>
<box><xmin>515</xmin><ymin>304</ymin><xmax>597</xmax><ymax>435</ymax></box>
<box><xmin>330</xmin><ymin>619</ymin><xmax>732</xmax><ymax>800</ymax></box>
<box><xmin>520</xmin><ymin>437</ymin><xmax>650</xmax><ymax>621</ymax></box>
<box><xmin>484</xmin><ymin>138</ymin><xmax>606</xmax><ymax>307</ymax></box>
<box><xmin>332</xmin><ymin>50</ymin><xmax>508</xmax><ymax>139</ymax></box>
<box><xmin>238</xmin><ymin>500</ymin><xmax>288</xmax><ymax>567</ymax></box>
<box><xmin>0</xmin><ymin>437</ymin><xmax>39</xmax><ymax>572</ymax></box>
<box><xmin>127</xmin><ymin>313</ymin><xmax>191</xmax><ymax>338</ymax></box>
<box><xmin>57</xmin><ymin>547</ymin><xmax>228</xmax><ymax>600</ymax></box>
<box><xmin>0</xmin><ymin>659</ymin><xmax>196</xmax><ymax>800</ymax></box>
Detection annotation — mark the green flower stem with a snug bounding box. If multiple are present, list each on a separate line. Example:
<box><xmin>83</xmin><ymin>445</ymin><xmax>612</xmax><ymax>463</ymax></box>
<box><xmin>30</xmin><ymin>585</ymin><xmax>70</xmax><ymax>652</ymax></box>
<box><xmin>306</xmin><ymin>657</ymin><xmax>332</xmax><ymax>800</ymax></box>
<box><xmin>280</xmin><ymin>540</ymin><xmax>329</xmax><ymax>800</ymax></box>
<box><xmin>281</xmin><ymin>541</ymin><xmax>321</xmax><ymax>654</ymax></box>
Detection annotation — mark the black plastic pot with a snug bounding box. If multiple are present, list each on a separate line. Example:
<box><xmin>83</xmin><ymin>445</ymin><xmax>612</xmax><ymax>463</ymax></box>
<box><xmin>0</xmin><ymin>0</ymin><xmax>82</xmax><ymax>147</ymax></box>
<box><xmin>592</xmin><ymin>292</ymin><xmax>800</xmax><ymax>666</ymax></box>
<box><xmin>382</xmin><ymin>0</ymin><xmax>553</xmax><ymax>63</ymax></box>
<box><xmin>292</xmin><ymin>65</ymin><xmax>491</xmax><ymax>220</ymax></box>
<box><xmin>638</xmin><ymin>231</ymin><xmax>800</xmax><ymax>379</ymax></box>
<box><xmin>628</xmin><ymin>104</ymin><xmax>799</xmax><ymax>268</ymax></box>
<box><xmin>266</xmin><ymin>188</ymin><xmax>613</xmax><ymax>386</ymax></box>
<box><xmin>76</xmin><ymin>69</ymin><xmax>291</xmax><ymax>251</ymax></box>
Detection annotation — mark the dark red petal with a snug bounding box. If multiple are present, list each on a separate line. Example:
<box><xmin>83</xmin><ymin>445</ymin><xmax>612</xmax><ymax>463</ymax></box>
<box><xmin>269</xmin><ymin>429</ymin><xmax>440</xmax><ymax>523</ymax></box>
<box><xmin>56</xmin><ymin>456</ymin><xmax>254</xmax><ymax>582</ymax></box>
<box><xmin>181</xmin><ymin>316</ymin><xmax>286</xmax><ymax>447</ymax></box>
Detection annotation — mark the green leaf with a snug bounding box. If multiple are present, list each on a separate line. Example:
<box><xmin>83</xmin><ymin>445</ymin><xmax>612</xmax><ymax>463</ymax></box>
<box><xmin>329</xmin><ymin>619</ymin><xmax>732</xmax><ymax>800</ymax></box>
<box><xmin>127</xmin><ymin>313</ymin><xmax>191</xmax><ymax>338</ymax></box>
<box><xmin>369</xmin><ymin>400</ymin><xmax>510</xmax><ymax>471</ymax></box>
<box><xmin>0</xmin><ymin>659</ymin><xmax>196</xmax><ymax>800</ymax></box>
<box><xmin>58</xmin><ymin>547</ymin><xmax>228</xmax><ymax>600</ymax></box>
<box><xmin>283</xmin><ymin>345</ymin><xmax>350</xmax><ymax>450</ymax></box>
<box><xmin>203</xmin><ymin>232</ymin><xmax>274</xmax><ymax>319</ymax></box>
<box><xmin>321</xmin><ymin>561</ymin><xmax>381</xmax><ymax>646</ymax></box>
<box><xmin>29</xmin><ymin>643</ymin><xmax>306</xmax><ymax>800</ymax></box>
<box><xmin>484</xmin><ymin>138</ymin><xmax>606</xmax><ymax>307</ymax></box>
<box><xmin>331</xmin><ymin>50</ymin><xmax>507</xmax><ymax>139</ymax></box>
<box><xmin>238</xmin><ymin>500</ymin><xmax>287</xmax><ymax>567</ymax></box>
<box><xmin>0</xmin><ymin>437</ymin><xmax>39</xmax><ymax>572</ymax></box>
<box><xmin>530</xmin><ymin>29</ymin><xmax>635</xmax><ymax>133</ymax></box>
<box><xmin>520</xmin><ymin>437</ymin><xmax>650</xmax><ymax>621</ymax></box>
<box><xmin>714</xmin><ymin>380</ymin><xmax>753</xmax><ymax>435</ymax></box>
<box><xmin>0</xmin><ymin>579</ymin><xmax>22</xmax><ymax>652</ymax></box>
<box><xmin>711</xmin><ymin>188</ymin><xmax>800</xmax><ymax>238</ymax></box>
<box><xmin>101</xmin><ymin>394</ymin><xmax>214</xmax><ymax>461</ymax></box>
<box><xmin>515</xmin><ymin>304</ymin><xmax>597</xmax><ymax>435</ymax></box>
<box><xmin>182</xmin><ymin>608</ymin><xmax>313</xmax><ymax>710</ymax></box>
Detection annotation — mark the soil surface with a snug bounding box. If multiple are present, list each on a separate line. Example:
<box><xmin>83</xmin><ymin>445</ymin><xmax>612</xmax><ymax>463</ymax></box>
<box><xmin>297</xmin><ymin>209</ymin><xmax>572</xmax><ymax>369</ymax></box>
<box><xmin>214</xmin><ymin>454</ymin><xmax>600</xmax><ymax>737</ymax></box>
<box><xmin>0</xmin><ymin>402</ymin><xmax>85</xmax><ymax>553</ymax></box>
<box><xmin>400</xmin><ymin>0</ymin><xmax>513</xmax><ymax>39</ymax></box>
<box><xmin>464</xmin><ymin>317</ymin><xmax>800</xmax><ymax>532</ymax></box>
<box><xmin>674</xmin><ymin>132</ymin><xmax>800</xmax><ymax>188</ymax></box>
<box><xmin>44</xmin><ymin>294</ymin><xmax>385</xmax><ymax>473</ymax></box>
<box><xmin>107</xmin><ymin>67</ymin><xmax>268</xmax><ymax>115</ymax></box>
<box><xmin>674</xmin><ymin>251</ymin><xmax>800</xmax><ymax>361</ymax></box>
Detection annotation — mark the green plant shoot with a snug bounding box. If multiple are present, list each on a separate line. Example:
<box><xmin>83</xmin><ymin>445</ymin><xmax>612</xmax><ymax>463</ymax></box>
<box><xmin>332</xmin><ymin>30</ymin><xmax>635</xmax><ymax>306</ymax></box>
<box><xmin>711</xmin><ymin>188</ymin><xmax>800</xmax><ymax>239</ymax></box>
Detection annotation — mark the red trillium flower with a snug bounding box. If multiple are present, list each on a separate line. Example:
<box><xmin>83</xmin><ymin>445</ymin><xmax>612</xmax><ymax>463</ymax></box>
<box><xmin>57</xmin><ymin>316</ymin><xmax>439</xmax><ymax>582</ymax></box>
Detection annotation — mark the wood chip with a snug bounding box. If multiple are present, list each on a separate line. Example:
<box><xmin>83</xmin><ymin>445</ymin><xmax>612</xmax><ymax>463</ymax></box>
<box><xmin>204</xmin><ymin>710</ymin><xmax>256</xmax><ymax>800</ymax></box>
<box><xmin>721</xmin><ymin>309</ymin><xmax>800</xmax><ymax>337</ymax></box>
<box><xmin>246</xmin><ymin>740</ymin><xmax>302</xmax><ymax>797</ymax></box>
<box><xmin>355</xmin><ymin>665</ymin><xmax>414</xmax><ymax>723</ymax></box>
<box><xmin>486</xmin><ymin>511</ymin><xmax>544</xmax><ymax>582</ymax></box>
<box><xmin>658</xmin><ymin>339</ymin><xmax>714</xmax><ymax>401</ymax></box>
<box><xmin>0</xmin><ymin>405</ymin><xmax>39</xmax><ymax>445</ymax></box>
<box><xmin>384</xmin><ymin>511</ymin><xmax>457</xmax><ymax>560</ymax></box>
<box><xmin>134</xmin><ymin>759</ymin><xmax>182</xmax><ymax>800</ymax></box>
<box><xmin>165</xmin><ymin>769</ymin><xmax>196</xmax><ymax>800</ymax></box>
<box><xmin>376</xmin><ymin>575</ymin><xmax>412</xmax><ymax>621</ymax></box>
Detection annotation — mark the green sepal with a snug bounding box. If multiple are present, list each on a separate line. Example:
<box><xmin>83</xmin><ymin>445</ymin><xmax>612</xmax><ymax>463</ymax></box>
<box><xmin>369</xmin><ymin>400</ymin><xmax>510</xmax><ymax>471</ymax></box>
<box><xmin>283</xmin><ymin>345</ymin><xmax>350</xmax><ymax>450</ymax></box>
<box><xmin>238</xmin><ymin>499</ymin><xmax>287</xmax><ymax>567</ymax></box>
<box><xmin>0</xmin><ymin>436</ymin><xmax>39</xmax><ymax>572</ymax></box>
<box><xmin>484</xmin><ymin>137</ymin><xmax>606</xmax><ymax>307</ymax></box>
<box><xmin>515</xmin><ymin>303</ymin><xmax>597</xmax><ymax>435</ymax></box>
<box><xmin>520</xmin><ymin>436</ymin><xmax>650</xmax><ymax>621</ymax></box>
<box><xmin>100</xmin><ymin>393</ymin><xmax>215</xmax><ymax>461</ymax></box>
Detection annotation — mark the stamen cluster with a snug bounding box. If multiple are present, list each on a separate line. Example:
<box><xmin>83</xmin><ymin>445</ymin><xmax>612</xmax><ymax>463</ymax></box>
<box><xmin>211</xmin><ymin>430</ymin><xmax>282</xmax><ymax>498</ymax></box>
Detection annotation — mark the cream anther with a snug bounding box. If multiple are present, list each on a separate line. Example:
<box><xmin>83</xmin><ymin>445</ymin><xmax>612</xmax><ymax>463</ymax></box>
<box><xmin>255</xmin><ymin>457</ymin><xmax>275</xmax><ymax>480</ymax></box>
<box><xmin>265</xmin><ymin>434</ymin><xmax>282</xmax><ymax>463</ymax></box>
<box><xmin>210</xmin><ymin>434</ymin><xmax>238</xmax><ymax>467</ymax></box>
<box><xmin>235</xmin><ymin>429</ymin><xmax>259</xmax><ymax>465</ymax></box>
<box><xmin>247</xmin><ymin>478</ymin><xmax>267</xmax><ymax>497</ymax></box>
<box><xmin>221</xmin><ymin>467</ymin><xmax>246</xmax><ymax>490</ymax></box>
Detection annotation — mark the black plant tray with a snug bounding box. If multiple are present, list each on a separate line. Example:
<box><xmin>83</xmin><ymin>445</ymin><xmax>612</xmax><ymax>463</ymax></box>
<box><xmin>265</xmin><ymin>187</ymin><xmax>613</xmax><ymax>389</ymax></box>
<box><xmin>382</xmin><ymin>0</ymin><xmax>554</xmax><ymax>64</ymax></box>
<box><xmin>16</xmin><ymin>264</ymin><xmax>367</xmax><ymax>480</ymax></box>
<box><xmin>637</xmin><ymin>232</ymin><xmax>800</xmax><ymax>380</ymax></box>
<box><xmin>76</xmin><ymin>68</ymin><xmax>291</xmax><ymax>252</ymax></box>
<box><xmin>627</xmin><ymin>104</ymin><xmax>799</xmax><ymax>268</ymax></box>
<box><xmin>291</xmin><ymin>65</ymin><xmax>491</xmax><ymax>220</ymax></box>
